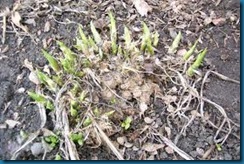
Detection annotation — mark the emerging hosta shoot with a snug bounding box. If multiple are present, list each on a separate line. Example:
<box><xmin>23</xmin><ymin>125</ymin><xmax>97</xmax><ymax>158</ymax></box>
<box><xmin>168</xmin><ymin>31</ymin><xmax>182</xmax><ymax>54</ymax></box>
<box><xmin>109</xmin><ymin>12</ymin><xmax>117</xmax><ymax>55</ymax></box>
<box><xmin>183</xmin><ymin>39</ymin><xmax>199</xmax><ymax>60</ymax></box>
<box><xmin>187</xmin><ymin>48</ymin><xmax>207</xmax><ymax>76</ymax></box>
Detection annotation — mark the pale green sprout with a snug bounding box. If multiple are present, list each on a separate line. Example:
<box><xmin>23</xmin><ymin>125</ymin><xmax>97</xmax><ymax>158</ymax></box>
<box><xmin>57</xmin><ymin>41</ymin><xmax>76</xmax><ymax>62</ymax></box>
<box><xmin>168</xmin><ymin>31</ymin><xmax>182</xmax><ymax>54</ymax></box>
<box><xmin>70</xmin><ymin>100</ymin><xmax>79</xmax><ymax>117</ymax></box>
<box><xmin>141</xmin><ymin>22</ymin><xmax>154</xmax><ymax>55</ymax></box>
<box><xmin>83</xmin><ymin>117</ymin><xmax>92</xmax><ymax>127</ymax></box>
<box><xmin>55</xmin><ymin>154</ymin><xmax>62</xmax><ymax>160</ymax></box>
<box><xmin>93</xmin><ymin>107</ymin><xmax>101</xmax><ymax>117</ymax></box>
<box><xmin>42</xmin><ymin>50</ymin><xmax>60</xmax><ymax>73</ymax></box>
<box><xmin>70</xmin><ymin>133</ymin><xmax>84</xmax><ymax>146</ymax></box>
<box><xmin>75</xmin><ymin>26</ymin><xmax>90</xmax><ymax>56</ymax></box>
<box><xmin>152</xmin><ymin>31</ymin><xmax>159</xmax><ymax>47</ymax></box>
<box><xmin>123</xmin><ymin>26</ymin><xmax>133</xmax><ymax>57</ymax></box>
<box><xmin>121</xmin><ymin>116</ymin><xmax>132</xmax><ymax>130</ymax></box>
<box><xmin>20</xmin><ymin>130</ymin><xmax>28</xmax><ymax>140</ymax></box>
<box><xmin>187</xmin><ymin>48</ymin><xmax>207</xmax><ymax>77</ymax></box>
<box><xmin>216</xmin><ymin>144</ymin><xmax>222</xmax><ymax>151</ymax></box>
<box><xmin>103</xmin><ymin>110</ymin><xmax>115</xmax><ymax>117</ymax></box>
<box><xmin>60</xmin><ymin>58</ymin><xmax>75</xmax><ymax>74</ymax></box>
<box><xmin>28</xmin><ymin>91</ymin><xmax>54</xmax><ymax>110</ymax></box>
<box><xmin>90</xmin><ymin>21</ymin><xmax>102</xmax><ymax>46</ymax></box>
<box><xmin>28</xmin><ymin>91</ymin><xmax>46</xmax><ymax>103</ymax></box>
<box><xmin>183</xmin><ymin>39</ymin><xmax>199</xmax><ymax>60</ymax></box>
<box><xmin>36</xmin><ymin>70</ymin><xmax>57</xmax><ymax>92</ymax></box>
<box><xmin>109</xmin><ymin>12</ymin><xmax>117</xmax><ymax>55</ymax></box>
<box><xmin>90</xmin><ymin>21</ymin><xmax>103</xmax><ymax>58</ymax></box>
<box><xmin>88</xmin><ymin>36</ymin><xmax>98</xmax><ymax>52</ymax></box>
<box><xmin>79</xmin><ymin>90</ymin><xmax>87</xmax><ymax>102</ymax></box>
<box><xmin>44</xmin><ymin>135</ymin><xmax>59</xmax><ymax>148</ymax></box>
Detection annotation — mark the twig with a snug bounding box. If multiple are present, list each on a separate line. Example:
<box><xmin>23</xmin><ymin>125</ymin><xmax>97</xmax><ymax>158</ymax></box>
<box><xmin>93</xmin><ymin>119</ymin><xmax>124</xmax><ymax>160</ymax></box>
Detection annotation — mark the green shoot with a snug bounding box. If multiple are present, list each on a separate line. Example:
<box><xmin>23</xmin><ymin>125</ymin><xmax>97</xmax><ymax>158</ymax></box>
<box><xmin>20</xmin><ymin>130</ymin><xmax>28</xmax><ymax>140</ymax></box>
<box><xmin>187</xmin><ymin>48</ymin><xmax>207</xmax><ymax>76</ymax></box>
<box><xmin>42</xmin><ymin>50</ymin><xmax>60</xmax><ymax>73</ymax></box>
<box><xmin>168</xmin><ymin>31</ymin><xmax>182</xmax><ymax>54</ymax></box>
<box><xmin>36</xmin><ymin>70</ymin><xmax>57</xmax><ymax>92</ymax></box>
<box><xmin>152</xmin><ymin>31</ymin><xmax>159</xmax><ymax>47</ymax></box>
<box><xmin>60</xmin><ymin>58</ymin><xmax>75</xmax><ymax>74</ymax></box>
<box><xmin>183</xmin><ymin>39</ymin><xmax>198</xmax><ymax>60</ymax></box>
<box><xmin>103</xmin><ymin>110</ymin><xmax>115</xmax><ymax>117</ymax></box>
<box><xmin>70</xmin><ymin>133</ymin><xmax>84</xmax><ymax>146</ymax></box>
<box><xmin>141</xmin><ymin>22</ymin><xmax>154</xmax><ymax>55</ymax></box>
<box><xmin>79</xmin><ymin>90</ymin><xmax>87</xmax><ymax>102</ymax></box>
<box><xmin>121</xmin><ymin>116</ymin><xmax>132</xmax><ymax>130</ymax></box>
<box><xmin>123</xmin><ymin>26</ymin><xmax>132</xmax><ymax>50</ymax></box>
<box><xmin>55</xmin><ymin>154</ymin><xmax>62</xmax><ymax>160</ymax></box>
<box><xmin>109</xmin><ymin>12</ymin><xmax>117</xmax><ymax>55</ymax></box>
<box><xmin>28</xmin><ymin>91</ymin><xmax>53</xmax><ymax>110</ymax></box>
<box><xmin>45</xmin><ymin>100</ymin><xmax>54</xmax><ymax>110</ymax></box>
<box><xmin>88</xmin><ymin>36</ymin><xmax>98</xmax><ymax>52</ymax></box>
<box><xmin>78</xmin><ymin>25</ymin><xmax>89</xmax><ymax>46</ymax></box>
<box><xmin>57</xmin><ymin>41</ymin><xmax>76</xmax><ymax>62</ymax></box>
<box><xmin>83</xmin><ymin>117</ymin><xmax>92</xmax><ymax>127</ymax></box>
<box><xmin>44</xmin><ymin>135</ymin><xmax>59</xmax><ymax>148</ymax></box>
<box><xmin>216</xmin><ymin>144</ymin><xmax>222</xmax><ymax>151</ymax></box>
<box><xmin>28</xmin><ymin>91</ymin><xmax>46</xmax><ymax>103</ymax></box>
<box><xmin>70</xmin><ymin>100</ymin><xmax>79</xmax><ymax>117</ymax></box>
<box><xmin>90</xmin><ymin>21</ymin><xmax>102</xmax><ymax>46</ymax></box>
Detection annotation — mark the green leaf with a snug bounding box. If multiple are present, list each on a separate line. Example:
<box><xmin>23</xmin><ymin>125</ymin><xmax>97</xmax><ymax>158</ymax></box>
<box><xmin>20</xmin><ymin>130</ymin><xmax>28</xmax><ymax>140</ymax></box>
<box><xmin>140</xmin><ymin>22</ymin><xmax>150</xmax><ymax>52</ymax></box>
<box><xmin>121</xmin><ymin>116</ymin><xmax>132</xmax><ymax>130</ymax></box>
<box><xmin>90</xmin><ymin>21</ymin><xmax>102</xmax><ymax>46</ymax></box>
<box><xmin>55</xmin><ymin>154</ymin><xmax>62</xmax><ymax>160</ymax></box>
<box><xmin>42</xmin><ymin>50</ymin><xmax>60</xmax><ymax>72</ymax></box>
<box><xmin>216</xmin><ymin>144</ymin><xmax>222</xmax><ymax>151</ymax></box>
<box><xmin>79</xmin><ymin>91</ymin><xmax>87</xmax><ymax>102</ymax></box>
<box><xmin>28</xmin><ymin>91</ymin><xmax>46</xmax><ymax>103</ymax></box>
<box><xmin>57</xmin><ymin>41</ymin><xmax>76</xmax><ymax>62</ymax></box>
<box><xmin>152</xmin><ymin>31</ymin><xmax>159</xmax><ymax>47</ymax></box>
<box><xmin>104</xmin><ymin>110</ymin><xmax>115</xmax><ymax>117</ymax></box>
<box><xmin>83</xmin><ymin>117</ymin><xmax>92</xmax><ymax>127</ymax></box>
<box><xmin>187</xmin><ymin>48</ymin><xmax>207</xmax><ymax>77</ymax></box>
<box><xmin>109</xmin><ymin>12</ymin><xmax>117</xmax><ymax>55</ymax></box>
<box><xmin>45</xmin><ymin>101</ymin><xmax>54</xmax><ymax>111</ymax></box>
<box><xmin>70</xmin><ymin>133</ymin><xmax>84</xmax><ymax>146</ymax></box>
<box><xmin>36</xmin><ymin>70</ymin><xmax>57</xmax><ymax>92</ymax></box>
<box><xmin>183</xmin><ymin>39</ymin><xmax>198</xmax><ymax>60</ymax></box>
<box><xmin>168</xmin><ymin>31</ymin><xmax>182</xmax><ymax>54</ymax></box>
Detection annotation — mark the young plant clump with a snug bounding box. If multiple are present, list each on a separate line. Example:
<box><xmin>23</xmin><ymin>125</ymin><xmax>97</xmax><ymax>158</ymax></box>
<box><xmin>19</xmin><ymin>12</ymin><xmax>238</xmax><ymax>160</ymax></box>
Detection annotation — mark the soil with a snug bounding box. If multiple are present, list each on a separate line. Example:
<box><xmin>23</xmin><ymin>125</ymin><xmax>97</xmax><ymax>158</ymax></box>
<box><xmin>0</xmin><ymin>0</ymin><xmax>240</xmax><ymax>160</ymax></box>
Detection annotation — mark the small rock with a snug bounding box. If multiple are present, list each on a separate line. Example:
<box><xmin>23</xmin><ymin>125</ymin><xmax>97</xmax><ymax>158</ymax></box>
<box><xmin>117</xmin><ymin>136</ymin><xmax>126</xmax><ymax>145</ymax></box>
<box><xmin>196</xmin><ymin>147</ymin><xmax>204</xmax><ymax>156</ymax></box>
<box><xmin>165</xmin><ymin>146</ymin><xmax>174</xmax><ymax>154</ymax></box>
<box><xmin>224</xmin><ymin>153</ymin><xmax>232</xmax><ymax>160</ymax></box>
<box><xmin>31</xmin><ymin>142</ymin><xmax>44</xmax><ymax>156</ymax></box>
<box><xmin>144</xmin><ymin>117</ymin><xmax>154</xmax><ymax>124</ymax></box>
<box><xmin>44</xmin><ymin>21</ymin><xmax>51</xmax><ymax>32</ymax></box>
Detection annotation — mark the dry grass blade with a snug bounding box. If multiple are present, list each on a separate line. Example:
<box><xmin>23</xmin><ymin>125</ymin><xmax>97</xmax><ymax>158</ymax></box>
<box><xmin>158</xmin><ymin>135</ymin><xmax>194</xmax><ymax>160</ymax></box>
<box><xmin>93</xmin><ymin>120</ymin><xmax>124</xmax><ymax>160</ymax></box>
<box><xmin>11</xmin><ymin>87</ymin><xmax>47</xmax><ymax>159</ymax></box>
<box><xmin>11</xmin><ymin>130</ymin><xmax>41</xmax><ymax>160</ymax></box>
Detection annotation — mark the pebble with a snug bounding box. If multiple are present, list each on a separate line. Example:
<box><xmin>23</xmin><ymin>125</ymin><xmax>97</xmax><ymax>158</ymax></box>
<box><xmin>30</xmin><ymin>142</ymin><xmax>44</xmax><ymax>156</ymax></box>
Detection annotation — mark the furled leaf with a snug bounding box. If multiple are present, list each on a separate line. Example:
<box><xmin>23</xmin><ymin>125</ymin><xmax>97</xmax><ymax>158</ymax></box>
<box><xmin>168</xmin><ymin>31</ymin><xmax>182</xmax><ymax>54</ymax></box>
<box><xmin>42</xmin><ymin>49</ymin><xmax>60</xmax><ymax>72</ymax></box>
<box><xmin>109</xmin><ymin>12</ymin><xmax>117</xmax><ymax>55</ymax></box>
<box><xmin>183</xmin><ymin>39</ymin><xmax>198</xmax><ymax>60</ymax></box>
<box><xmin>90</xmin><ymin>21</ymin><xmax>102</xmax><ymax>46</ymax></box>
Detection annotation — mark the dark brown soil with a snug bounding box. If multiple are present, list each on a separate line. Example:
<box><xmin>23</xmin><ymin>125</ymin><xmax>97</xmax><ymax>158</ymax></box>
<box><xmin>0</xmin><ymin>0</ymin><xmax>240</xmax><ymax>160</ymax></box>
